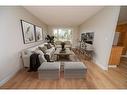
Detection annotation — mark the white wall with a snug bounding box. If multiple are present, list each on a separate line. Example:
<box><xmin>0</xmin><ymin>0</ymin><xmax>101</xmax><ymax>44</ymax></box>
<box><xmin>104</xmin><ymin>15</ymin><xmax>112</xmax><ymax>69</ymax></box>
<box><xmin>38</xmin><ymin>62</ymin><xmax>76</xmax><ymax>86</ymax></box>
<box><xmin>48</xmin><ymin>26</ymin><xmax>79</xmax><ymax>48</ymax></box>
<box><xmin>0</xmin><ymin>7</ymin><xmax>48</xmax><ymax>86</ymax></box>
<box><xmin>79</xmin><ymin>7</ymin><xmax>120</xmax><ymax>70</ymax></box>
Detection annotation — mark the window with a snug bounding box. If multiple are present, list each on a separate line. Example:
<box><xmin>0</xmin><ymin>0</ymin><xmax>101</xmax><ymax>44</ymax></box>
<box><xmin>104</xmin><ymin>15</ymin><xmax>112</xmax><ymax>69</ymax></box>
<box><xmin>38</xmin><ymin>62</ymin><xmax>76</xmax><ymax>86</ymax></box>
<box><xmin>53</xmin><ymin>28</ymin><xmax>72</xmax><ymax>42</ymax></box>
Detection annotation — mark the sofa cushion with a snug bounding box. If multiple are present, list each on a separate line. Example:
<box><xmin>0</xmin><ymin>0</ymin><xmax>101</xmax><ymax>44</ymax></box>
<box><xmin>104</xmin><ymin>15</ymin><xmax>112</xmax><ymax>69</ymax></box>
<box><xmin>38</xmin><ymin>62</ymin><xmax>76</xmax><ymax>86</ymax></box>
<box><xmin>55</xmin><ymin>45</ymin><xmax>61</xmax><ymax>48</ymax></box>
<box><xmin>55</xmin><ymin>41</ymin><xmax>62</xmax><ymax>45</ymax></box>
<box><xmin>65</xmin><ymin>45</ymin><xmax>71</xmax><ymax>48</ymax></box>
<box><xmin>39</xmin><ymin>54</ymin><xmax>47</xmax><ymax>63</ymax></box>
<box><xmin>50</xmin><ymin>44</ymin><xmax>54</xmax><ymax>48</ymax></box>
<box><xmin>45</xmin><ymin>43</ymin><xmax>52</xmax><ymax>49</ymax></box>
<box><xmin>45</xmin><ymin>47</ymin><xmax>55</xmax><ymax>59</ymax></box>
<box><xmin>38</xmin><ymin>46</ymin><xmax>47</xmax><ymax>53</ymax></box>
<box><xmin>64</xmin><ymin>41</ymin><xmax>71</xmax><ymax>45</ymax></box>
<box><xmin>44</xmin><ymin>54</ymin><xmax>50</xmax><ymax>62</ymax></box>
<box><xmin>24</xmin><ymin>50</ymin><xmax>34</xmax><ymax>56</ymax></box>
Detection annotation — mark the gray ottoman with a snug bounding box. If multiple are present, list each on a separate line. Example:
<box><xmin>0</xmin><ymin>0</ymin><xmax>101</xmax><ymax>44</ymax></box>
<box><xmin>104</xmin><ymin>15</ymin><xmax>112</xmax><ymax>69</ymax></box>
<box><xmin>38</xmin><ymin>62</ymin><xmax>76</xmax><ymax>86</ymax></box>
<box><xmin>64</xmin><ymin>62</ymin><xmax>87</xmax><ymax>79</ymax></box>
<box><xmin>38</xmin><ymin>62</ymin><xmax>60</xmax><ymax>79</ymax></box>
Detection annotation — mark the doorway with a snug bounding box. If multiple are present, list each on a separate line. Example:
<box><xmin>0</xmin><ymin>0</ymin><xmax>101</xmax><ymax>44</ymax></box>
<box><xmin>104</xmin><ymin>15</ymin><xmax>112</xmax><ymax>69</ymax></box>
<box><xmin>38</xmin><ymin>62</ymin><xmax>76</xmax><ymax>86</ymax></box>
<box><xmin>109</xmin><ymin>6</ymin><xmax>127</xmax><ymax>68</ymax></box>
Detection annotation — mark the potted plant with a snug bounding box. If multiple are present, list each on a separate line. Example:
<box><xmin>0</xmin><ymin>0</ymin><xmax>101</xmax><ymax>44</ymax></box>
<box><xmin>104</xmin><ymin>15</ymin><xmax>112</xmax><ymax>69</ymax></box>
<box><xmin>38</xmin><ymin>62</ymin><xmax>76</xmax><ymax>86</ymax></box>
<box><xmin>45</xmin><ymin>35</ymin><xmax>54</xmax><ymax>44</ymax></box>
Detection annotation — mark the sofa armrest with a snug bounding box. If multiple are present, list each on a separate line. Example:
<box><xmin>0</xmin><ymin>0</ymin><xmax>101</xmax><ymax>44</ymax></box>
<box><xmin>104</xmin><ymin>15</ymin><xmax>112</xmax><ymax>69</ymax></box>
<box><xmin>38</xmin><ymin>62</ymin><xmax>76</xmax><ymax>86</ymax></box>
<box><xmin>22</xmin><ymin>55</ymin><xmax>30</xmax><ymax>67</ymax></box>
<box><xmin>21</xmin><ymin>50</ymin><xmax>32</xmax><ymax>68</ymax></box>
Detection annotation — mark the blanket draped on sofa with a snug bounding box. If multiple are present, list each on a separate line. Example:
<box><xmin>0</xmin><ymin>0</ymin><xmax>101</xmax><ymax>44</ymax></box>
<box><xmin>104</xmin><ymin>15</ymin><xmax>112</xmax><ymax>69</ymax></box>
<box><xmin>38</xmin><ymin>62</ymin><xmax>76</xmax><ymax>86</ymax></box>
<box><xmin>28</xmin><ymin>53</ymin><xmax>41</xmax><ymax>72</ymax></box>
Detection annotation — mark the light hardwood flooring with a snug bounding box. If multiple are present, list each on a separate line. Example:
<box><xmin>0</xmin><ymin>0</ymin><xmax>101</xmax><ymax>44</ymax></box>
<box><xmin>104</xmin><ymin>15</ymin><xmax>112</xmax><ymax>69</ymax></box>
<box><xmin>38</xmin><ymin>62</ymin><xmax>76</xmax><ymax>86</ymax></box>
<box><xmin>1</xmin><ymin>49</ymin><xmax>127</xmax><ymax>89</ymax></box>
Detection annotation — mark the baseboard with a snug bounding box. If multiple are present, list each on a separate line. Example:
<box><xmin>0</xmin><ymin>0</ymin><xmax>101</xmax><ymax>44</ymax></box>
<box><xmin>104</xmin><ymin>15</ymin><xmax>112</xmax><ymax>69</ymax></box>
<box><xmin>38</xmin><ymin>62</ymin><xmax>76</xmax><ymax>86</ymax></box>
<box><xmin>0</xmin><ymin>65</ymin><xmax>21</xmax><ymax>87</ymax></box>
<box><xmin>108</xmin><ymin>65</ymin><xmax>117</xmax><ymax>68</ymax></box>
<box><xmin>95</xmin><ymin>62</ymin><xmax>108</xmax><ymax>70</ymax></box>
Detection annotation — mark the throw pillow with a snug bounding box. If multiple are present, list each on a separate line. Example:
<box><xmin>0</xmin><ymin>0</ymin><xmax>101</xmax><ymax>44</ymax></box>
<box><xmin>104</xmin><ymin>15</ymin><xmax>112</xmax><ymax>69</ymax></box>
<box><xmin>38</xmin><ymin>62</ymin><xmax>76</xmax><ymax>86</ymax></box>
<box><xmin>39</xmin><ymin>54</ymin><xmax>47</xmax><ymax>63</ymax></box>
<box><xmin>50</xmin><ymin>44</ymin><xmax>54</xmax><ymax>47</ymax></box>
<box><xmin>44</xmin><ymin>54</ymin><xmax>50</xmax><ymax>62</ymax></box>
<box><xmin>24</xmin><ymin>50</ymin><xmax>34</xmax><ymax>56</ymax></box>
<box><xmin>44</xmin><ymin>43</ymin><xmax>52</xmax><ymax>49</ymax></box>
<box><xmin>34</xmin><ymin>49</ymin><xmax>44</xmax><ymax>55</ymax></box>
<box><xmin>38</xmin><ymin>46</ymin><xmax>47</xmax><ymax>53</ymax></box>
<box><xmin>34</xmin><ymin>49</ymin><xmax>47</xmax><ymax>63</ymax></box>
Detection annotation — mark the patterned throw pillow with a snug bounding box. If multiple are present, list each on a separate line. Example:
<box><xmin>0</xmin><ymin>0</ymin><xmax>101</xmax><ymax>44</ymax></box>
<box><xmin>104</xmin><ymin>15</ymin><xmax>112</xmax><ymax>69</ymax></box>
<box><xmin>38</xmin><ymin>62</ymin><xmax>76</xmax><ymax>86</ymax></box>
<box><xmin>38</xmin><ymin>46</ymin><xmax>47</xmax><ymax>54</ymax></box>
<box><xmin>44</xmin><ymin>43</ymin><xmax>52</xmax><ymax>49</ymax></box>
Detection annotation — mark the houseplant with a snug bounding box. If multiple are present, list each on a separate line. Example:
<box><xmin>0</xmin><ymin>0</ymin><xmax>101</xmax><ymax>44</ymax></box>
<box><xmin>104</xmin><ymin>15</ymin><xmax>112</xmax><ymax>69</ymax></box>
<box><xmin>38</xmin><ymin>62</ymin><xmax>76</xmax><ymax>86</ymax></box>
<box><xmin>45</xmin><ymin>35</ymin><xmax>54</xmax><ymax>44</ymax></box>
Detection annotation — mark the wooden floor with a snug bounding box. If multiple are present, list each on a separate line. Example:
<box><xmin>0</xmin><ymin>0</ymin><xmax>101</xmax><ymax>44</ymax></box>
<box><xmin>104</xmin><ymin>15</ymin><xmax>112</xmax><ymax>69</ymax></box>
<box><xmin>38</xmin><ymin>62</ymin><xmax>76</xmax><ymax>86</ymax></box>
<box><xmin>1</xmin><ymin>50</ymin><xmax>127</xmax><ymax>89</ymax></box>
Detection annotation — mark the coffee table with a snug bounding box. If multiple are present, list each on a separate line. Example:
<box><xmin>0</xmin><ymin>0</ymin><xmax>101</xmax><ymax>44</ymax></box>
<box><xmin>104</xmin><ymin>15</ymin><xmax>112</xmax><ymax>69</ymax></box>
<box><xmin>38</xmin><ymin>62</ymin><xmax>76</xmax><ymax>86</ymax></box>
<box><xmin>54</xmin><ymin>48</ymin><xmax>74</xmax><ymax>61</ymax></box>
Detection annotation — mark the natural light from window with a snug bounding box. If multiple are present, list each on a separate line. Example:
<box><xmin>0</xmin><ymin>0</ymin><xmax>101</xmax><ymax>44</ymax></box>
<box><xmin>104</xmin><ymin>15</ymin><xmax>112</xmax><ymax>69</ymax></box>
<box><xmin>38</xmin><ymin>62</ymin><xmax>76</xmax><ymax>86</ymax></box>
<box><xmin>53</xmin><ymin>28</ymin><xmax>72</xmax><ymax>42</ymax></box>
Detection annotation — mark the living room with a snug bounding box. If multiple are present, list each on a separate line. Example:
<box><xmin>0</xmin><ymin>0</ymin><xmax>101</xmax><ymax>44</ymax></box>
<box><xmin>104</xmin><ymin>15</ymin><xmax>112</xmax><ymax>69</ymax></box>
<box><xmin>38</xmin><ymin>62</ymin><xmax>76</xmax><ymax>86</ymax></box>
<box><xmin>0</xmin><ymin>6</ymin><xmax>126</xmax><ymax>89</ymax></box>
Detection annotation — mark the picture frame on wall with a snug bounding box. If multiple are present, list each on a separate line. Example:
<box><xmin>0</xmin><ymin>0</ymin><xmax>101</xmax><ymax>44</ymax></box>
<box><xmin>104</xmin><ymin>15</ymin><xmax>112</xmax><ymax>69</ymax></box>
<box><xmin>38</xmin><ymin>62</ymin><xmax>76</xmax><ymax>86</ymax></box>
<box><xmin>81</xmin><ymin>32</ymin><xmax>94</xmax><ymax>44</ymax></box>
<box><xmin>21</xmin><ymin>20</ymin><xmax>36</xmax><ymax>44</ymax></box>
<box><xmin>35</xmin><ymin>26</ymin><xmax>43</xmax><ymax>42</ymax></box>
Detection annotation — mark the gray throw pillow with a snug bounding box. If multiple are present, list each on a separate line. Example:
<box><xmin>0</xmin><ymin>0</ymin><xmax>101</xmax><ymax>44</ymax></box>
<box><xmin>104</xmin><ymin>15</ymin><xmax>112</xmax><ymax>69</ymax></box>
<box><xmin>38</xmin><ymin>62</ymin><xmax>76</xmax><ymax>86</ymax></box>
<box><xmin>39</xmin><ymin>54</ymin><xmax>47</xmax><ymax>63</ymax></box>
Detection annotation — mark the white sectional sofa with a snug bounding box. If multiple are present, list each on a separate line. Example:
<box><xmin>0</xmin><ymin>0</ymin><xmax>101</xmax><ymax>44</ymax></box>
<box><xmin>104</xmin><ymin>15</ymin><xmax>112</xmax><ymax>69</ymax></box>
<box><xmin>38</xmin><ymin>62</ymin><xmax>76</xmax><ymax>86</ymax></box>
<box><xmin>21</xmin><ymin>43</ymin><xmax>55</xmax><ymax>67</ymax></box>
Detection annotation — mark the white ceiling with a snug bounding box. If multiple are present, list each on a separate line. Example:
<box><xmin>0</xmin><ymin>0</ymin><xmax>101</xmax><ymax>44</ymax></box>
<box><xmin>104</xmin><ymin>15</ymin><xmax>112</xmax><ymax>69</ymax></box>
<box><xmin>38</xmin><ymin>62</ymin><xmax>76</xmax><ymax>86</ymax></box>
<box><xmin>118</xmin><ymin>6</ymin><xmax>127</xmax><ymax>23</ymax></box>
<box><xmin>24</xmin><ymin>6</ymin><xmax>104</xmax><ymax>26</ymax></box>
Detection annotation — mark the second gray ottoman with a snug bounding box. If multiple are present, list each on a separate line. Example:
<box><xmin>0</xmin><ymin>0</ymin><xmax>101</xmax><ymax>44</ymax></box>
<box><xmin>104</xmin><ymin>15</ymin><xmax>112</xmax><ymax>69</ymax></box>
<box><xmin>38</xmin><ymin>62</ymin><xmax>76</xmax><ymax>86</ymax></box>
<box><xmin>38</xmin><ymin>62</ymin><xmax>60</xmax><ymax>79</ymax></box>
<box><xmin>64</xmin><ymin>62</ymin><xmax>87</xmax><ymax>79</ymax></box>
